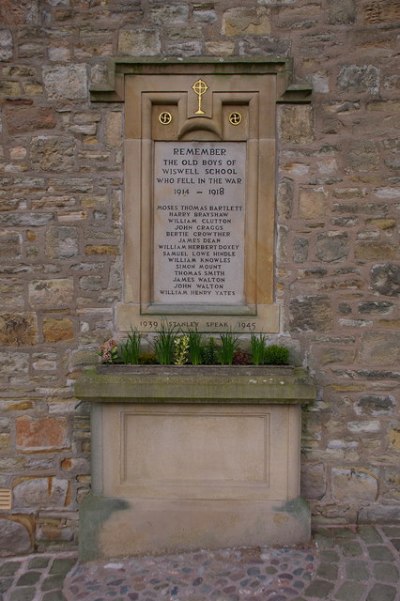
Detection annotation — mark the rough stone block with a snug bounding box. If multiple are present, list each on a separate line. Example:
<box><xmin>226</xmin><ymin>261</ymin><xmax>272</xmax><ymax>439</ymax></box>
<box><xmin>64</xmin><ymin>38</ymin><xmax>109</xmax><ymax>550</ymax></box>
<box><xmin>105</xmin><ymin>112</ymin><xmax>122</xmax><ymax>148</ymax></box>
<box><xmin>16</xmin><ymin>416</ymin><xmax>70</xmax><ymax>451</ymax></box>
<box><xmin>279</xmin><ymin>106</ymin><xmax>314</xmax><ymax>144</ymax></box>
<box><xmin>45</xmin><ymin>226</ymin><xmax>79</xmax><ymax>259</ymax></box>
<box><xmin>222</xmin><ymin>7</ymin><xmax>271</xmax><ymax>36</ymax></box>
<box><xmin>332</xmin><ymin>469</ymin><xmax>378</xmax><ymax>503</ymax></box>
<box><xmin>0</xmin><ymin>352</ymin><xmax>29</xmax><ymax>382</ymax></box>
<box><xmin>118</xmin><ymin>30</ymin><xmax>160</xmax><ymax>56</ymax></box>
<box><xmin>316</xmin><ymin>232</ymin><xmax>349</xmax><ymax>262</ymax></box>
<box><xmin>0</xmin><ymin>519</ymin><xmax>32</xmax><ymax>557</ymax></box>
<box><xmin>301</xmin><ymin>463</ymin><xmax>326</xmax><ymax>500</ymax></box>
<box><xmin>42</xmin><ymin>64</ymin><xmax>87</xmax><ymax>100</ymax></box>
<box><xmin>370</xmin><ymin>264</ymin><xmax>400</xmax><ymax>296</ymax></box>
<box><xmin>360</xmin><ymin>332</ymin><xmax>400</xmax><ymax>367</ymax></box>
<box><xmin>337</xmin><ymin>64</ymin><xmax>380</xmax><ymax>94</ymax></box>
<box><xmin>299</xmin><ymin>188</ymin><xmax>328</xmax><ymax>219</ymax></box>
<box><xmin>327</xmin><ymin>0</ymin><xmax>356</xmax><ymax>24</ymax></box>
<box><xmin>355</xmin><ymin>395</ymin><xmax>395</xmax><ymax>417</ymax></box>
<box><xmin>43</xmin><ymin>317</ymin><xmax>74</xmax><ymax>343</ymax></box>
<box><xmin>289</xmin><ymin>296</ymin><xmax>333</xmax><ymax>332</ymax></box>
<box><xmin>29</xmin><ymin>278</ymin><xmax>74</xmax><ymax>309</ymax></box>
<box><xmin>31</xmin><ymin>136</ymin><xmax>76</xmax><ymax>172</ymax></box>
<box><xmin>13</xmin><ymin>477</ymin><xmax>70</xmax><ymax>510</ymax></box>
<box><xmin>0</xmin><ymin>232</ymin><xmax>21</xmax><ymax>260</ymax></box>
<box><xmin>0</xmin><ymin>29</ymin><xmax>13</xmax><ymax>61</ymax></box>
<box><xmin>0</xmin><ymin>312</ymin><xmax>37</xmax><ymax>346</ymax></box>
<box><xmin>5</xmin><ymin>106</ymin><xmax>56</xmax><ymax>134</ymax></box>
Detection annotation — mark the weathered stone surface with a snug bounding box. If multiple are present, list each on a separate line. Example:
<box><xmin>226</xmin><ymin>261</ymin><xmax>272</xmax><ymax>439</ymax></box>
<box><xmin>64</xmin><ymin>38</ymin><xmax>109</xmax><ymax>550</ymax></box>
<box><xmin>289</xmin><ymin>296</ymin><xmax>333</xmax><ymax>332</ymax></box>
<box><xmin>0</xmin><ymin>29</ymin><xmax>13</xmax><ymax>61</ymax></box>
<box><xmin>222</xmin><ymin>7</ymin><xmax>271</xmax><ymax>36</ymax></box>
<box><xmin>149</xmin><ymin>5</ymin><xmax>189</xmax><ymax>24</ymax></box>
<box><xmin>13</xmin><ymin>477</ymin><xmax>69</xmax><ymax>510</ymax></box>
<box><xmin>105</xmin><ymin>112</ymin><xmax>122</xmax><ymax>148</ymax></box>
<box><xmin>355</xmin><ymin>242</ymin><xmax>397</xmax><ymax>261</ymax></box>
<box><xmin>370</xmin><ymin>264</ymin><xmax>400</xmax><ymax>296</ymax></box>
<box><xmin>358</xmin><ymin>301</ymin><xmax>393</xmax><ymax>314</ymax></box>
<box><xmin>332</xmin><ymin>469</ymin><xmax>378</xmax><ymax>503</ymax></box>
<box><xmin>0</xmin><ymin>312</ymin><xmax>37</xmax><ymax>345</ymax></box>
<box><xmin>4</xmin><ymin>106</ymin><xmax>56</xmax><ymax>134</ymax></box>
<box><xmin>363</xmin><ymin>1</ymin><xmax>400</xmax><ymax>24</ymax></box>
<box><xmin>0</xmin><ymin>232</ymin><xmax>21</xmax><ymax>260</ymax></box>
<box><xmin>0</xmin><ymin>519</ymin><xmax>32</xmax><ymax>557</ymax></box>
<box><xmin>0</xmin><ymin>351</ymin><xmax>29</xmax><ymax>382</ymax></box>
<box><xmin>301</xmin><ymin>463</ymin><xmax>326</xmax><ymax>500</ymax></box>
<box><xmin>16</xmin><ymin>416</ymin><xmax>70</xmax><ymax>451</ymax></box>
<box><xmin>299</xmin><ymin>188</ymin><xmax>328</xmax><ymax>219</ymax></box>
<box><xmin>43</xmin><ymin>64</ymin><xmax>87</xmax><ymax>100</ymax></box>
<box><xmin>45</xmin><ymin>226</ymin><xmax>78</xmax><ymax>259</ymax></box>
<box><xmin>29</xmin><ymin>278</ymin><xmax>74</xmax><ymax>309</ymax></box>
<box><xmin>355</xmin><ymin>395</ymin><xmax>395</xmax><ymax>417</ymax></box>
<box><xmin>327</xmin><ymin>0</ymin><xmax>355</xmax><ymax>24</ymax></box>
<box><xmin>43</xmin><ymin>317</ymin><xmax>74</xmax><ymax>343</ymax></box>
<box><xmin>316</xmin><ymin>232</ymin><xmax>349</xmax><ymax>262</ymax></box>
<box><xmin>293</xmin><ymin>238</ymin><xmax>309</xmax><ymax>263</ymax></box>
<box><xmin>360</xmin><ymin>332</ymin><xmax>400</xmax><ymax>367</ymax></box>
<box><xmin>118</xmin><ymin>30</ymin><xmax>161</xmax><ymax>56</ymax></box>
<box><xmin>279</xmin><ymin>106</ymin><xmax>314</xmax><ymax>144</ymax></box>
<box><xmin>337</xmin><ymin>65</ymin><xmax>380</xmax><ymax>94</ymax></box>
<box><xmin>31</xmin><ymin>136</ymin><xmax>75</xmax><ymax>172</ymax></box>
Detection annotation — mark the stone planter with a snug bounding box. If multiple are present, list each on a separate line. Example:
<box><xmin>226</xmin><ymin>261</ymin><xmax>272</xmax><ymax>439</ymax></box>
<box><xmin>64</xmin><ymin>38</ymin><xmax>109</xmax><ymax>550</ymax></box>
<box><xmin>75</xmin><ymin>365</ymin><xmax>316</xmax><ymax>561</ymax></box>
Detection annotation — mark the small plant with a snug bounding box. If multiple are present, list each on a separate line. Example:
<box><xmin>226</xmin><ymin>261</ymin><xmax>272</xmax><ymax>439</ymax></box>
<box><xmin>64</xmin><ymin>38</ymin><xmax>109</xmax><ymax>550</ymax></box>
<box><xmin>187</xmin><ymin>328</ymin><xmax>204</xmax><ymax>365</ymax></box>
<box><xmin>153</xmin><ymin>323</ymin><xmax>177</xmax><ymax>365</ymax></box>
<box><xmin>118</xmin><ymin>328</ymin><xmax>141</xmax><ymax>364</ymax></box>
<box><xmin>233</xmin><ymin>349</ymin><xmax>251</xmax><ymax>365</ymax></box>
<box><xmin>201</xmin><ymin>337</ymin><xmax>217</xmax><ymax>365</ymax></box>
<box><xmin>263</xmin><ymin>344</ymin><xmax>290</xmax><ymax>365</ymax></box>
<box><xmin>217</xmin><ymin>331</ymin><xmax>239</xmax><ymax>365</ymax></box>
<box><xmin>174</xmin><ymin>335</ymin><xmax>190</xmax><ymax>365</ymax></box>
<box><xmin>250</xmin><ymin>333</ymin><xmax>268</xmax><ymax>365</ymax></box>
<box><xmin>100</xmin><ymin>338</ymin><xmax>119</xmax><ymax>363</ymax></box>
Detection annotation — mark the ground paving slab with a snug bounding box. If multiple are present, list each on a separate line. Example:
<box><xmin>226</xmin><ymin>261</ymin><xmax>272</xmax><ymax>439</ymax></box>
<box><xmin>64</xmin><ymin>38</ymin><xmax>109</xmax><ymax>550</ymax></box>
<box><xmin>0</xmin><ymin>525</ymin><xmax>399</xmax><ymax>601</ymax></box>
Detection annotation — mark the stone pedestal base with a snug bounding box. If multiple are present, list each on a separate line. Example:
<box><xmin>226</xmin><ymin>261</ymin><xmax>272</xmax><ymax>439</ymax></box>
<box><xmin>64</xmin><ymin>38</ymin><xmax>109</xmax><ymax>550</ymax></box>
<box><xmin>76</xmin><ymin>366</ymin><xmax>315</xmax><ymax>560</ymax></box>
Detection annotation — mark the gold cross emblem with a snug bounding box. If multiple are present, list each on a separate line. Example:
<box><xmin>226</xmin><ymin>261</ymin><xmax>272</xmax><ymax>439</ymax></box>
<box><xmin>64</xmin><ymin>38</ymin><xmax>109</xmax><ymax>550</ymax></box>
<box><xmin>192</xmin><ymin>79</ymin><xmax>208</xmax><ymax>115</ymax></box>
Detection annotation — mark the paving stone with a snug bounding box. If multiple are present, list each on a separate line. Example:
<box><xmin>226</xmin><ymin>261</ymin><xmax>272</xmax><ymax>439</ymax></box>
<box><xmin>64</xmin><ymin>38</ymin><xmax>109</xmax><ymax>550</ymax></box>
<box><xmin>366</xmin><ymin>583</ymin><xmax>397</xmax><ymax>601</ymax></box>
<box><xmin>0</xmin><ymin>562</ymin><xmax>20</xmax><ymax>577</ymax></box>
<box><xmin>10</xmin><ymin>588</ymin><xmax>36</xmax><ymax>601</ymax></box>
<box><xmin>0</xmin><ymin>578</ymin><xmax>13</xmax><ymax>593</ymax></box>
<box><xmin>303</xmin><ymin>578</ymin><xmax>335</xmax><ymax>598</ymax></box>
<box><xmin>16</xmin><ymin>571</ymin><xmax>41</xmax><ymax>586</ymax></box>
<box><xmin>358</xmin><ymin>525</ymin><xmax>383</xmax><ymax>544</ymax></box>
<box><xmin>42</xmin><ymin>592</ymin><xmax>66</xmax><ymax>601</ymax></box>
<box><xmin>316</xmin><ymin>562</ymin><xmax>338</xmax><ymax>580</ymax></box>
<box><xmin>334</xmin><ymin>580</ymin><xmax>366</xmax><ymax>601</ymax></box>
<box><xmin>49</xmin><ymin>558</ymin><xmax>77</xmax><ymax>575</ymax></box>
<box><xmin>345</xmin><ymin>559</ymin><xmax>369</xmax><ymax>581</ymax></box>
<box><xmin>382</xmin><ymin>526</ymin><xmax>400</xmax><ymax>537</ymax></box>
<box><xmin>41</xmin><ymin>574</ymin><xmax>66</xmax><ymax>591</ymax></box>
<box><xmin>319</xmin><ymin>550</ymin><xmax>340</xmax><ymax>562</ymax></box>
<box><xmin>372</xmin><ymin>562</ymin><xmax>399</xmax><ymax>583</ymax></box>
<box><xmin>28</xmin><ymin>556</ymin><xmax>51</xmax><ymax>569</ymax></box>
<box><xmin>368</xmin><ymin>545</ymin><xmax>395</xmax><ymax>561</ymax></box>
<box><xmin>339</xmin><ymin>541</ymin><xmax>363</xmax><ymax>557</ymax></box>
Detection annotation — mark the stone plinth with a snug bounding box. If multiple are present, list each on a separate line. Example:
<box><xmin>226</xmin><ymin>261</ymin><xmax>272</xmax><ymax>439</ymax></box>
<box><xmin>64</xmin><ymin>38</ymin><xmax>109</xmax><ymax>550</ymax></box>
<box><xmin>75</xmin><ymin>366</ymin><xmax>315</xmax><ymax>560</ymax></box>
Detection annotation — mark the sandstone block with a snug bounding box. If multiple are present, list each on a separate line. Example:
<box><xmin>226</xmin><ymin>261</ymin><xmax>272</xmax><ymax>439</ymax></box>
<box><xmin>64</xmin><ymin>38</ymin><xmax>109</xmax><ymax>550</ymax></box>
<box><xmin>16</xmin><ymin>416</ymin><xmax>70</xmax><ymax>451</ymax></box>
<box><xmin>293</xmin><ymin>238</ymin><xmax>309</xmax><ymax>263</ymax></box>
<box><xmin>105</xmin><ymin>112</ymin><xmax>122</xmax><ymax>148</ymax></box>
<box><xmin>0</xmin><ymin>519</ymin><xmax>32</xmax><ymax>557</ymax></box>
<box><xmin>389</xmin><ymin>427</ymin><xmax>400</xmax><ymax>450</ymax></box>
<box><xmin>279</xmin><ymin>106</ymin><xmax>314</xmax><ymax>144</ymax></box>
<box><xmin>327</xmin><ymin>0</ymin><xmax>355</xmax><ymax>24</ymax></box>
<box><xmin>277</xmin><ymin>178</ymin><xmax>293</xmax><ymax>219</ymax></box>
<box><xmin>13</xmin><ymin>477</ymin><xmax>69</xmax><ymax>510</ymax></box>
<box><xmin>355</xmin><ymin>242</ymin><xmax>397</xmax><ymax>261</ymax></box>
<box><xmin>299</xmin><ymin>188</ymin><xmax>328</xmax><ymax>219</ymax></box>
<box><xmin>360</xmin><ymin>332</ymin><xmax>400</xmax><ymax>367</ymax></box>
<box><xmin>0</xmin><ymin>312</ymin><xmax>37</xmax><ymax>346</ymax></box>
<box><xmin>332</xmin><ymin>468</ymin><xmax>378</xmax><ymax>503</ymax></box>
<box><xmin>358</xmin><ymin>300</ymin><xmax>393</xmax><ymax>314</ymax></box>
<box><xmin>370</xmin><ymin>263</ymin><xmax>400</xmax><ymax>296</ymax></box>
<box><xmin>43</xmin><ymin>317</ymin><xmax>74</xmax><ymax>343</ymax></box>
<box><xmin>118</xmin><ymin>30</ymin><xmax>161</xmax><ymax>56</ymax></box>
<box><xmin>301</xmin><ymin>463</ymin><xmax>326</xmax><ymax>500</ymax></box>
<box><xmin>316</xmin><ymin>232</ymin><xmax>349</xmax><ymax>262</ymax></box>
<box><xmin>347</xmin><ymin>140</ymin><xmax>380</xmax><ymax>172</ymax></box>
<box><xmin>43</xmin><ymin>64</ymin><xmax>87</xmax><ymax>100</ymax></box>
<box><xmin>31</xmin><ymin>136</ymin><xmax>75</xmax><ymax>172</ymax></box>
<box><xmin>222</xmin><ymin>7</ymin><xmax>271</xmax><ymax>36</ymax></box>
<box><xmin>363</xmin><ymin>1</ymin><xmax>400</xmax><ymax>24</ymax></box>
<box><xmin>289</xmin><ymin>295</ymin><xmax>333</xmax><ymax>332</ymax></box>
<box><xmin>45</xmin><ymin>226</ymin><xmax>78</xmax><ymax>259</ymax></box>
<box><xmin>337</xmin><ymin>64</ymin><xmax>380</xmax><ymax>94</ymax></box>
<box><xmin>204</xmin><ymin>41</ymin><xmax>235</xmax><ymax>56</ymax></box>
<box><xmin>85</xmin><ymin>245</ymin><xmax>118</xmax><ymax>256</ymax></box>
<box><xmin>0</xmin><ymin>352</ymin><xmax>29</xmax><ymax>382</ymax></box>
<box><xmin>0</xmin><ymin>29</ymin><xmax>13</xmax><ymax>61</ymax></box>
<box><xmin>5</xmin><ymin>106</ymin><xmax>56</xmax><ymax>134</ymax></box>
<box><xmin>29</xmin><ymin>278</ymin><xmax>74</xmax><ymax>309</ymax></box>
<box><xmin>149</xmin><ymin>5</ymin><xmax>189</xmax><ymax>24</ymax></box>
<box><xmin>355</xmin><ymin>395</ymin><xmax>395</xmax><ymax>417</ymax></box>
<box><xmin>0</xmin><ymin>232</ymin><xmax>21</xmax><ymax>260</ymax></box>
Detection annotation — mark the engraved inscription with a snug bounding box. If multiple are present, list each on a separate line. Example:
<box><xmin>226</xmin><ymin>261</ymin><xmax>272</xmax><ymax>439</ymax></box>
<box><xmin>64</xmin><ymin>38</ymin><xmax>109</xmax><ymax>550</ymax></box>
<box><xmin>153</xmin><ymin>142</ymin><xmax>246</xmax><ymax>305</ymax></box>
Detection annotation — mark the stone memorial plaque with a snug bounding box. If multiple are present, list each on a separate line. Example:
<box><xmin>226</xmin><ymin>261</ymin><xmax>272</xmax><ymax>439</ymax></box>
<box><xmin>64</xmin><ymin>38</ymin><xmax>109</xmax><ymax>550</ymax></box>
<box><xmin>153</xmin><ymin>141</ymin><xmax>246</xmax><ymax>305</ymax></box>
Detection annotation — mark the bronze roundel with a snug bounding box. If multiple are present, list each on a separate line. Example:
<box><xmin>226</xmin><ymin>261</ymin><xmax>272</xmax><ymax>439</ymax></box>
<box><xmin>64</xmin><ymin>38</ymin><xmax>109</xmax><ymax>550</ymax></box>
<box><xmin>229</xmin><ymin>112</ymin><xmax>242</xmax><ymax>126</ymax></box>
<box><xmin>159</xmin><ymin>111</ymin><xmax>173</xmax><ymax>125</ymax></box>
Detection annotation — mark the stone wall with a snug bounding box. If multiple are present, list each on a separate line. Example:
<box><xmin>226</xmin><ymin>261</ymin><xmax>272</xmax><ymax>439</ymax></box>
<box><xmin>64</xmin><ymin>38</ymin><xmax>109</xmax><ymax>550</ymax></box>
<box><xmin>0</xmin><ymin>0</ymin><xmax>399</xmax><ymax>554</ymax></box>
